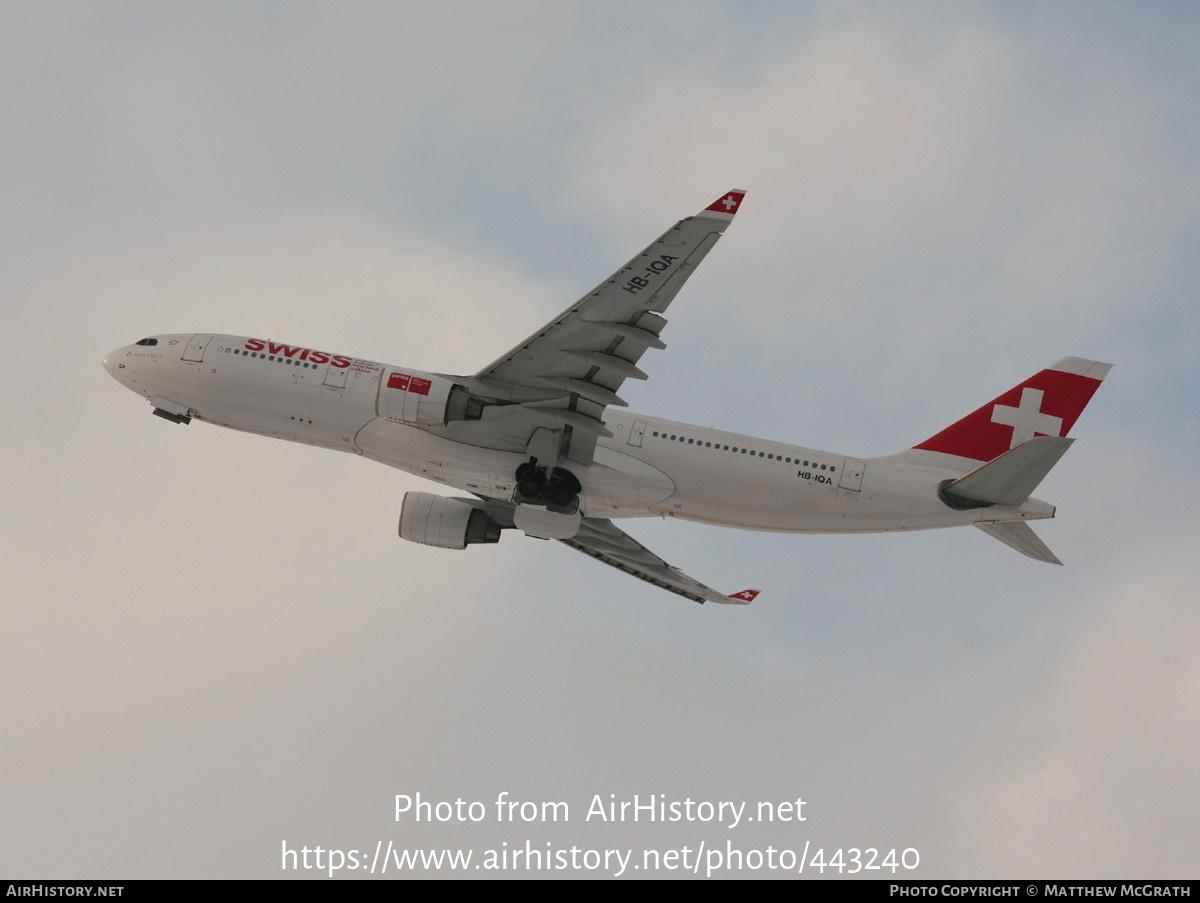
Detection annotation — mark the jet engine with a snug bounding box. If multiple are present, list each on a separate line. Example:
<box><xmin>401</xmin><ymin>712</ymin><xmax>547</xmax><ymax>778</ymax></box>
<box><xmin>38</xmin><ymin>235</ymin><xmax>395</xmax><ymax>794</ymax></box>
<box><xmin>398</xmin><ymin>492</ymin><xmax>502</xmax><ymax>550</ymax></box>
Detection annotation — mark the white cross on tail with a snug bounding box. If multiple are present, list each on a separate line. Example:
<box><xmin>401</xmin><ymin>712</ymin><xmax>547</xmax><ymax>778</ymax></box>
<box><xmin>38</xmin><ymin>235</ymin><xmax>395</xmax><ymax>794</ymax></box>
<box><xmin>990</xmin><ymin>388</ymin><xmax>1064</xmax><ymax>449</ymax></box>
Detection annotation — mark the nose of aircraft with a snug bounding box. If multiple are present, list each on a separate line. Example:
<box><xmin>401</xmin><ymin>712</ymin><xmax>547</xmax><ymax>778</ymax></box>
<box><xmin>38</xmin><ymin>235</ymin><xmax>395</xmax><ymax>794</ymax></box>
<box><xmin>102</xmin><ymin>346</ymin><xmax>129</xmax><ymax>384</ymax></box>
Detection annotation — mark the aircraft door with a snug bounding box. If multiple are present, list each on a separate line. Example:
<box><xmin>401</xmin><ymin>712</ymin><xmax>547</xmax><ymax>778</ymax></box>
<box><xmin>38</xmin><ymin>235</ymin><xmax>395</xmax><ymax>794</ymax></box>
<box><xmin>838</xmin><ymin>458</ymin><xmax>865</xmax><ymax>492</ymax></box>
<box><xmin>628</xmin><ymin>420</ymin><xmax>646</xmax><ymax>447</ymax></box>
<box><xmin>323</xmin><ymin>365</ymin><xmax>348</xmax><ymax>389</ymax></box>
<box><xmin>181</xmin><ymin>334</ymin><xmax>213</xmax><ymax>362</ymax></box>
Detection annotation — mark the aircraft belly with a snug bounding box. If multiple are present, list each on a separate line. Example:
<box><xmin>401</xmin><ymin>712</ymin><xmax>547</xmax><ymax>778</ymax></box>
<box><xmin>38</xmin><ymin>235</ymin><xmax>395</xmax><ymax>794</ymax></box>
<box><xmin>664</xmin><ymin>469</ymin><xmax>838</xmax><ymax>530</ymax></box>
<box><xmin>149</xmin><ymin>361</ymin><xmax>213</xmax><ymax>412</ymax></box>
<box><xmin>356</xmin><ymin>418</ymin><xmax>520</xmax><ymax>498</ymax></box>
<box><xmin>823</xmin><ymin>467</ymin><xmax>988</xmax><ymax>533</ymax></box>
<box><xmin>659</xmin><ymin>457</ymin><xmax>983</xmax><ymax>533</ymax></box>
<box><xmin>578</xmin><ymin>446</ymin><xmax>674</xmax><ymax>518</ymax></box>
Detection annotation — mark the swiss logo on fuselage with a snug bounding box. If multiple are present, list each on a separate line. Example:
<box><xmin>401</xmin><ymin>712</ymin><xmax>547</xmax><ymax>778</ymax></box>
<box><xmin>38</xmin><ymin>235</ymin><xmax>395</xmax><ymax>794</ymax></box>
<box><xmin>243</xmin><ymin>338</ymin><xmax>351</xmax><ymax>368</ymax></box>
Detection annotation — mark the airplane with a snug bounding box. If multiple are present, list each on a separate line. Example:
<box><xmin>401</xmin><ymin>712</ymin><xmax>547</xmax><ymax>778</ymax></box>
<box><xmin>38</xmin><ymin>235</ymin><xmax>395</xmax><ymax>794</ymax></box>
<box><xmin>102</xmin><ymin>190</ymin><xmax>1111</xmax><ymax>606</ymax></box>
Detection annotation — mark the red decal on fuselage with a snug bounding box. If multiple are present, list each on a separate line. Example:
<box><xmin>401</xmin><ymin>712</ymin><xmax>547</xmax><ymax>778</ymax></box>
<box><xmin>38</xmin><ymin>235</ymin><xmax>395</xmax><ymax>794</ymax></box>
<box><xmin>409</xmin><ymin>377</ymin><xmax>431</xmax><ymax>396</ymax></box>
<box><xmin>388</xmin><ymin>372</ymin><xmax>411</xmax><ymax>390</ymax></box>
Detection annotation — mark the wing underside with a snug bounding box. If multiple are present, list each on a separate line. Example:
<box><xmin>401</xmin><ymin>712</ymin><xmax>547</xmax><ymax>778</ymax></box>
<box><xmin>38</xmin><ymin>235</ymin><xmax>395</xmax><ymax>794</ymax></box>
<box><xmin>460</xmin><ymin>498</ymin><xmax>753</xmax><ymax>605</ymax></box>
<box><xmin>562</xmin><ymin>517</ymin><xmax>752</xmax><ymax>605</ymax></box>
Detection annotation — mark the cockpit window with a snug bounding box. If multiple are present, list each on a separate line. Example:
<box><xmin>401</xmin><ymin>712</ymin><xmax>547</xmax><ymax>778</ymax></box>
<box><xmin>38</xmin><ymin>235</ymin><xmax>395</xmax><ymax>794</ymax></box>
<box><xmin>135</xmin><ymin>338</ymin><xmax>158</xmax><ymax>346</ymax></box>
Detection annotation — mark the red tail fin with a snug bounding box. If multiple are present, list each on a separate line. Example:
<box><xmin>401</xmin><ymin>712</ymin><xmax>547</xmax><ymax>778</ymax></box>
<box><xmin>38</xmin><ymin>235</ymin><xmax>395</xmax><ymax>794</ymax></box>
<box><xmin>914</xmin><ymin>357</ymin><xmax>1111</xmax><ymax>463</ymax></box>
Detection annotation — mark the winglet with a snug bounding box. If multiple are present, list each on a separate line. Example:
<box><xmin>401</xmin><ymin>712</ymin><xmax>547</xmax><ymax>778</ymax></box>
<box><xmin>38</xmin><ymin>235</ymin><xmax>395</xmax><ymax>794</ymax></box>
<box><xmin>702</xmin><ymin>190</ymin><xmax>747</xmax><ymax>219</ymax></box>
<box><xmin>724</xmin><ymin>588</ymin><xmax>760</xmax><ymax>605</ymax></box>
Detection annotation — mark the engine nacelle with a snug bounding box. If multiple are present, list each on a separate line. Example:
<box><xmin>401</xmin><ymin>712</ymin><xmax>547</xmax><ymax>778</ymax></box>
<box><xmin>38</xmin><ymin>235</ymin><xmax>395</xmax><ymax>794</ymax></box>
<box><xmin>398</xmin><ymin>492</ymin><xmax>502</xmax><ymax>550</ymax></box>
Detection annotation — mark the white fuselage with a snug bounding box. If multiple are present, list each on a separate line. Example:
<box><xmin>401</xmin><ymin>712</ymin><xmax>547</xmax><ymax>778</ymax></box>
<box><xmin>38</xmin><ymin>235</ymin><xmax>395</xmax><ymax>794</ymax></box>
<box><xmin>102</xmin><ymin>334</ymin><xmax>1052</xmax><ymax>535</ymax></box>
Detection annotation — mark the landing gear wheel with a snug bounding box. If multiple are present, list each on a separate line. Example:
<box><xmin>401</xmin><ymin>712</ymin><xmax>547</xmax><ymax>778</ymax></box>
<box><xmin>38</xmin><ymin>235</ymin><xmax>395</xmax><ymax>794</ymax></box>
<box><xmin>544</xmin><ymin>468</ymin><xmax>581</xmax><ymax>514</ymax></box>
<box><xmin>515</xmin><ymin>462</ymin><xmax>546</xmax><ymax>503</ymax></box>
<box><xmin>546</xmin><ymin>494</ymin><xmax>579</xmax><ymax>515</ymax></box>
<box><xmin>513</xmin><ymin>461</ymin><xmax>581</xmax><ymax>512</ymax></box>
<box><xmin>517</xmin><ymin>479</ymin><xmax>543</xmax><ymax>500</ymax></box>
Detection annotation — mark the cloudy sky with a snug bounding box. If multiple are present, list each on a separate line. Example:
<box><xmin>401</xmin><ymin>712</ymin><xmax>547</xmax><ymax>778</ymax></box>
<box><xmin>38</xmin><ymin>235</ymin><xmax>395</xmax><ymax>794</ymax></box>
<box><xmin>3</xmin><ymin>0</ymin><xmax>1198</xmax><ymax>880</ymax></box>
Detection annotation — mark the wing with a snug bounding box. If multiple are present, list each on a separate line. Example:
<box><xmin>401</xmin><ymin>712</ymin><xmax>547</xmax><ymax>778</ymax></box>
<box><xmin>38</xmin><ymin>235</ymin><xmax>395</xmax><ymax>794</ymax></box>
<box><xmin>457</xmin><ymin>499</ymin><xmax>758</xmax><ymax>605</ymax></box>
<box><xmin>448</xmin><ymin>191</ymin><xmax>746</xmax><ymax>467</ymax></box>
<box><xmin>563</xmin><ymin>516</ymin><xmax>758</xmax><ymax>606</ymax></box>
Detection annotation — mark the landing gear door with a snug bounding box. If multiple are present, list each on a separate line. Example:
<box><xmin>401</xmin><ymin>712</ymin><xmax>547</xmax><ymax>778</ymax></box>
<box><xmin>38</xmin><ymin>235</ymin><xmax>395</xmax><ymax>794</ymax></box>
<box><xmin>838</xmin><ymin>458</ymin><xmax>865</xmax><ymax>492</ymax></box>
<box><xmin>181</xmin><ymin>334</ymin><xmax>213</xmax><ymax>362</ymax></box>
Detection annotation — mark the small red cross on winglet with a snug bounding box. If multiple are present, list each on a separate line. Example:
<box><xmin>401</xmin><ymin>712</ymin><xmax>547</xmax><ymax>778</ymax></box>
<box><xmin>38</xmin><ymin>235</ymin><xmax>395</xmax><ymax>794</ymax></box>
<box><xmin>705</xmin><ymin>190</ymin><xmax>747</xmax><ymax>215</ymax></box>
<box><xmin>727</xmin><ymin>588</ymin><xmax>760</xmax><ymax>604</ymax></box>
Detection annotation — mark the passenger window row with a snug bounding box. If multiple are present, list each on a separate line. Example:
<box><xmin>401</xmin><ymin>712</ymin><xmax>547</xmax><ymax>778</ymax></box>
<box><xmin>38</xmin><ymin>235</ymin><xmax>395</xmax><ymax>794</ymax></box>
<box><xmin>649</xmin><ymin>430</ymin><xmax>836</xmax><ymax>472</ymax></box>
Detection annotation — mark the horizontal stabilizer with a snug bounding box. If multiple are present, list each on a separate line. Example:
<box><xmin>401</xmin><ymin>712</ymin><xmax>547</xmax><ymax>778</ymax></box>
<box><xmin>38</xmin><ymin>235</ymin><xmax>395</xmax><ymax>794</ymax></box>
<box><xmin>975</xmin><ymin>521</ymin><xmax>1062</xmax><ymax>565</ymax></box>
<box><xmin>943</xmin><ymin>436</ymin><xmax>1074</xmax><ymax>508</ymax></box>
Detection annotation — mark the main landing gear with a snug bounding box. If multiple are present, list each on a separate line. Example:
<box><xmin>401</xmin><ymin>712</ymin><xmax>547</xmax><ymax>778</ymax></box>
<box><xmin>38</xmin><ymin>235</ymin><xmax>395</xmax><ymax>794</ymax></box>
<box><xmin>514</xmin><ymin>462</ymin><xmax>581</xmax><ymax>514</ymax></box>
